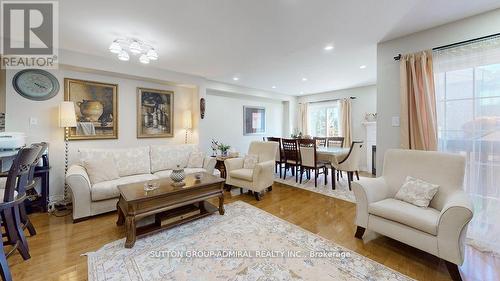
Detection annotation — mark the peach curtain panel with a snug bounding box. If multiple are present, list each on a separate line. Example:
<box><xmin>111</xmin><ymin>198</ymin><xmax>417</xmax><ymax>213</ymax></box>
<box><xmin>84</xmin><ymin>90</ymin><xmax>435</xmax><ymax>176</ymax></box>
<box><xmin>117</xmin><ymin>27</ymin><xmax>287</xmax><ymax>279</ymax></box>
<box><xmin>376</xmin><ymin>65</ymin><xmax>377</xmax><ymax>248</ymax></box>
<box><xmin>340</xmin><ymin>98</ymin><xmax>352</xmax><ymax>147</ymax></box>
<box><xmin>298</xmin><ymin>103</ymin><xmax>309</xmax><ymax>135</ymax></box>
<box><xmin>400</xmin><ymin>50</ymin><xmax>438</xmax><ymax>150</ymax></box>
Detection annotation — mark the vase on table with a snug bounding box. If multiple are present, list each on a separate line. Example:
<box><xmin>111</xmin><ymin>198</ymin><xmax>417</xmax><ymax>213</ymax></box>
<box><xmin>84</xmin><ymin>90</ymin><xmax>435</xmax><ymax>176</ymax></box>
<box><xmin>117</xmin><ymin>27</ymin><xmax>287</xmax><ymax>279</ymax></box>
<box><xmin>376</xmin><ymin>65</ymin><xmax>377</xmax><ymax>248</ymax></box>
<box><xmin>170</xmin><ymin>165</ymin><xmax>186</xmax><ymax>187</ymax></box>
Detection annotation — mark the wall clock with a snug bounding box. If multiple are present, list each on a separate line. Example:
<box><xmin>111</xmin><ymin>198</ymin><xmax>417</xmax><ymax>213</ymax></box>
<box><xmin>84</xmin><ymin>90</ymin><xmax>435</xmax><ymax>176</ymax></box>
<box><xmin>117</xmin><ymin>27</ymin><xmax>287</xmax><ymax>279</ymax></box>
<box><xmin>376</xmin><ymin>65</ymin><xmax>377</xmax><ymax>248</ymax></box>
<box><xmin>12</xmin><ymin>69</ymin><xmax>60</xmax><ymax>101</ymax></box>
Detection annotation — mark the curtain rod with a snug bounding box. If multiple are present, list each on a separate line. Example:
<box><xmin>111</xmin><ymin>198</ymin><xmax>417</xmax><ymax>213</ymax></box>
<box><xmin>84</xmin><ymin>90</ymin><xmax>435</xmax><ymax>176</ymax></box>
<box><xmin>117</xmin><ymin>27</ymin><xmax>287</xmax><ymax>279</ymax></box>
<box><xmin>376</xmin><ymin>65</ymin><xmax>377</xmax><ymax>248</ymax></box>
<box><xmin>303</xmin><ymin>96</ymin><xmax>356</xmax><ymax>104</ymax></box>
<box><xmin>393</xmin><ymin>32</ymin><xmax>500</xmax><ymax>61</ymax></box>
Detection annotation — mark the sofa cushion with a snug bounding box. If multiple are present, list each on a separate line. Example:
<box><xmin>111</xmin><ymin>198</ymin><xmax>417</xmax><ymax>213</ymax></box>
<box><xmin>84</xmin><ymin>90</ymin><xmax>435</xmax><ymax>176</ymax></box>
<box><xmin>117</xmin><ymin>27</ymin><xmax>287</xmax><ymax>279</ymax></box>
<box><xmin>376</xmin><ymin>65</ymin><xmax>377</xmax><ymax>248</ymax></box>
<box><xmin>150</xmin><ymin>144</ymin><xmax>198</xmax><ymax>173</ymax></box>
<box><xmin>229</xmin><ymin>168</ymin><xmax>254</xmax><ymax>181</ymax></box>
<box><xmin>395</xmin><ymin>176</ymin><xmax>439</xmax><ymax>208</ymax></box>
<box><xmin>79</xmin><ymin>147</ymin><xmax>151</xmax><ymax>177</ymax></box>
<box><xmin>369</xmin><ymin>198</ymin><xmax>440</xmax><ymax>235</ymax></box>
<box><xmin>91</xmin><ymin>174</ymin><xmax>158</xmax><ymax>201</ymax></box>
<box><xmin>187</xmin><ymin>152</ymin><xmax>204</xmax><ymax>168</ymax></box>
<box><xmin>83</xmin><ymin>158</ymin><xmax>120</xmax><ymax>184</ymax></box>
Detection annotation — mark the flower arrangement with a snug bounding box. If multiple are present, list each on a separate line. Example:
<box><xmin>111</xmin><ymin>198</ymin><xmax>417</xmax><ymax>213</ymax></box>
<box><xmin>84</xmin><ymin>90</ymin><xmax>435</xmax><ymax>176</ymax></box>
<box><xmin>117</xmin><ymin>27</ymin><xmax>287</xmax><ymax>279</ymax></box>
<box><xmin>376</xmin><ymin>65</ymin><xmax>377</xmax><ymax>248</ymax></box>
<box><xmin>218</xmin><ymin>143</ymin><xmax>231</xmax><ymax>156</ymax></box>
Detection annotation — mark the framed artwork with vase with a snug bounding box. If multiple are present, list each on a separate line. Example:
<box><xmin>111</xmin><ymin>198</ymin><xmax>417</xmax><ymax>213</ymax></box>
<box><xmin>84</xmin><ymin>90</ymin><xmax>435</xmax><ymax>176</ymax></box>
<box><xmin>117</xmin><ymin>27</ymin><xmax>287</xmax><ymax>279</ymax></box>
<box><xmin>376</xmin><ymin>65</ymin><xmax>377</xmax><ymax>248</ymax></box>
<box><xmin>243</xmin><ymin>106</ymin><xmax>266</xmax><ymax>135</ymax></box>
<box><xmin>64</xmin><ymin>78</ymin><xmax>118</xmax><ymax>140</ymax></box>
<box><xmin>137</xmin><ymin>87</ymin><xmax>174</xmax><ymax>138</ymax></box>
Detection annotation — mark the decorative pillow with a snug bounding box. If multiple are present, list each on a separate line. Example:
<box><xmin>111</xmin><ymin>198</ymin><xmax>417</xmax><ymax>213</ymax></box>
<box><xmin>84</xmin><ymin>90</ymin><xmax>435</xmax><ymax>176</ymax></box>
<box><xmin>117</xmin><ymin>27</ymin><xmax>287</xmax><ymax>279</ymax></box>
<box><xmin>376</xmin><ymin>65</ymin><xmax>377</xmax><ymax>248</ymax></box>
<box><xmin>395</xmin><ymin>176</ymin><xmax>440</xmax><ymax>207</ymax></box>
<box><xmin>83</xmin><ymin>158</ymin><xmax>120</xmax><ymax>185</ymax></box>
<box><xmin>243</xmin><ymin>154</ymin><xmax>259</xmax><ymax>169</ymax></box>
<box><xmin>187</xmin><ymin>152</ymin><xmax>204</xmax><ymax>168</ymax></box>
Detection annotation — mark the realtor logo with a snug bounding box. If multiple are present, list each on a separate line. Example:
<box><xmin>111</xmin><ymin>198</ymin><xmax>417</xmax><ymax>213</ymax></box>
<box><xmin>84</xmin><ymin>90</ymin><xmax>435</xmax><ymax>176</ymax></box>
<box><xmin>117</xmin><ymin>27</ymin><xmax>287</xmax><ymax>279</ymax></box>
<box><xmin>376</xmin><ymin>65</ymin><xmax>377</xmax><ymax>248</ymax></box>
<box><xmin>1</xmin><ymin>1</ymin><xmax>58</xmax><ymax>69</ymax></box>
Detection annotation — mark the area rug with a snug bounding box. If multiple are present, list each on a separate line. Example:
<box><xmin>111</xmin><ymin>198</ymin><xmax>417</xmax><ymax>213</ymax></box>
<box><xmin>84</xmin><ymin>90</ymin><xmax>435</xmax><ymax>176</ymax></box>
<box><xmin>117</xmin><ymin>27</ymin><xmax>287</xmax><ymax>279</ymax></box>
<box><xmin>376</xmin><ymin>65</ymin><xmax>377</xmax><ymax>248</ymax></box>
<box><xmin>87</xmin><ymin>201</ymin><xmax>412</xmax><ymax>281</ymax></box>
<box><xmin>274</xmin><ymin>172</ymin><xmax>356</xmax><ymax>203</ymax></box>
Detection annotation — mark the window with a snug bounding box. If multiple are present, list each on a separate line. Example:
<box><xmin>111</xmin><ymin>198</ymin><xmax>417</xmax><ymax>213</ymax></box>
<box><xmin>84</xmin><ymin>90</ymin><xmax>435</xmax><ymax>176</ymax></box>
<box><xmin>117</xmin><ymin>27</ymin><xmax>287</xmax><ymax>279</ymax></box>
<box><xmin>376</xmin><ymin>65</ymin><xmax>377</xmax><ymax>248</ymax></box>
<box><xmin>434</xmin><ymin>36</ymin><xmax>500</xmax><ymax>254</ymax></box>
<box><xmin>307</xmin><ymin>101</ymin><xmax>341</xmax><ymax>137</ymax></box>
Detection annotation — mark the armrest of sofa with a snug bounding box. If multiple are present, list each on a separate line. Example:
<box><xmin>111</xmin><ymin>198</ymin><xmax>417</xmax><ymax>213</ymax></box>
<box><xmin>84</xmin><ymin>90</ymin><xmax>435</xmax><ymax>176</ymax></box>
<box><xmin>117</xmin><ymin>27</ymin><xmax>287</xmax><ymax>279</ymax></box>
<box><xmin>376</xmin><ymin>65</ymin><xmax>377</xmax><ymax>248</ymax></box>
<box><xmin>352</xmin><ymin>177</ymin><xmax>391</xmax><ymax>228</ymax></box>
<box><xmin>203</xmin><ymin>157</ymin><xmax>216</xmax><ymax>175</ymax></box>
<box><xmin>253</xmin><ymin>160</ymin><xmax>275</xmax><ymax>181</ymax></box>
<box><xmin>437</xmin><ymin>191</ymin><xmax>474</xmax><ymax>265</ymax></box>
<box><xmin>66</xmin><ymin>164</ymin><xmax>92</xmax><ymax>222</ymax></box>
<box><xmin>224</xmin><ymin>158</ymin><xmax>244</xmax><ymax>172</ymax></box>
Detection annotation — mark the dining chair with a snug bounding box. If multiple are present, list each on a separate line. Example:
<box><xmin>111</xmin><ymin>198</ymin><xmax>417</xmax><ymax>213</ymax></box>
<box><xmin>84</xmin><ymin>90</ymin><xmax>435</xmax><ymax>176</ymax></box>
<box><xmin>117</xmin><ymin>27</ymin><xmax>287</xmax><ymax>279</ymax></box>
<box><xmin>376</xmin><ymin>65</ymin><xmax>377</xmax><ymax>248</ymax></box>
<box><xmin>266</xmin><ymin>137</ymin><xmax>284</xmax><ymax>178</ymax></box>
<box><xmin>314</xmin><ymin>137</ymin><xmax>327</xmax><ymax>148</ymax></box>
<box><xmin>281</xmin><ymin>138</ymin><xmax>300</xmax><ymax>182</ymax></box>
<box><xmin>1</xmin><ymin>145</ymin><xmax>42</xmax><ymax>262</ymax></box>
<box><xmin>0</xmin><ymin>233</ymin><xmax>12</xmax><ymax>281</ymax></box>
<box><xmin>298</xmin><ymin>139</ymin><xmax>327</xmax><ymax>187</ymax></box>
<box><xmin>327</xmin><ymin>136</ymin><xmax>345</xmax><ymax>148</ymax></box>
<box><xmin>330</xmin><ymin>141</ymin><xmax>363</xmax><ymax>190</ymax></box>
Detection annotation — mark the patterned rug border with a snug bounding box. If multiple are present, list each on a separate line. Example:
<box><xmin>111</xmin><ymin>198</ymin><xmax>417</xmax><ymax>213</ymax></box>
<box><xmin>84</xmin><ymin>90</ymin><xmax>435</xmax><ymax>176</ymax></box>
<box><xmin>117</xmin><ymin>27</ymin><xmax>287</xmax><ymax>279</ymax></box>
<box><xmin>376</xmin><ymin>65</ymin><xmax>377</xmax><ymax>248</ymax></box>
<box><xmin>87</xmin><ymin>200</ymin><xmax>414</xmax><ymax>281</ymax></box>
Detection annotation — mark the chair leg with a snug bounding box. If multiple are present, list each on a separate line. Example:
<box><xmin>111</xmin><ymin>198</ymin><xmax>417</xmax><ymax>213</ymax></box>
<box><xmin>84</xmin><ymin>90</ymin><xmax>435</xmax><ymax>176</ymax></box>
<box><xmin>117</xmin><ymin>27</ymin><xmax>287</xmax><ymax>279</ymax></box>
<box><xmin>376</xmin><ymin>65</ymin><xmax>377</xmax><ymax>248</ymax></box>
<box><xmin>331</xmin><ymin>168</ymin><xmax>336</xmax><ymax>190</ymax></box>
<box><xmin>354</xmin><ymin>226</ymin><xmax>365</xmax><ymax>239</ymax></box>
<box><xmin>444</xmin><ymin>260</ymin><xmax>463</xmax><ymax>281</ymax></box>
<box><xmin>283</xmin><ymin>164</ymin><xmax>288</xmax><ymax>179</ymax></box>
<box><xmin>254</xmin><ymin>192</ymin><xmax>262</xmax><ymax>201</ymax></box>
<box><xmin>0</xmin><ymin>241</ymin><xmax>12</xmax><ymax>281</ymax></box>
<box><xmin>324</xmin><ymin>167</ymin><xmax>328</xmax><ymax>185</ymax></box>
<box><xmin>20</xmin><ymin>203</ymin><xmax>36</xmax><ymax>236</ymax></box>
<box><xmin>314</xmin><ymin>168</ymin><xmax>317</xmax><ymax>187</ymax></box>
<box><xmin>337</xmin><ymin>171</ymin><xmax>340</xmax><ymax>181</ymax></box>
<box><xmin>348</xmin><ymin>172</ymin><xmax>352</xmax><ymax>191</ymax></box>
<box><xmin>295</xmin><ymin>166</ymin><xmax>298</xmax><ymax>183</ymax></box>
<box><xmin>279</xmin><ymin>163</ymin><xmax>282</xmax><ymax>178</ymax></box>
<box><xmin>3</xmin><ymin>208</ymin><xmax>30</xmax><ymax>260</ymax></box>
<box><xmin>299</xmin><ymin>166</ymin><xmax>304</xmax><ymax>184</ymax></box>
<box><xmin>267</xmin><ymin>186</ymin><xmax>272</xmax><ymax>192</ymax></box>
<box><xmin>355</xmin><ymin>171</ymin><xmax>360</xmax><ymax>180</ymax></box>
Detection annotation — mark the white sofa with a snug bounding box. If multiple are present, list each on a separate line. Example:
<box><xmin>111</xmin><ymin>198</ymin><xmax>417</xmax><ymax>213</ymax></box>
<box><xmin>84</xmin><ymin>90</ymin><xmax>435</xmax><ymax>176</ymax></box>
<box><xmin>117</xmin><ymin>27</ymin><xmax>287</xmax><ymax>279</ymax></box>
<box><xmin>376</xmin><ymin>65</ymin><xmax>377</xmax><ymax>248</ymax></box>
<box><xmin>352</xmin><ymin>149</ymin><xmax>473</xmax><ymax>279</ymax></box>
<box><xmin>225</xmin><ymin>141</ymin><xmax>278</xmax><ymax>200</ymax></box>
<box><xmin>66</xmin><ymin>144</ymin><xmax>217</xmax><ymax>222</ymax></box>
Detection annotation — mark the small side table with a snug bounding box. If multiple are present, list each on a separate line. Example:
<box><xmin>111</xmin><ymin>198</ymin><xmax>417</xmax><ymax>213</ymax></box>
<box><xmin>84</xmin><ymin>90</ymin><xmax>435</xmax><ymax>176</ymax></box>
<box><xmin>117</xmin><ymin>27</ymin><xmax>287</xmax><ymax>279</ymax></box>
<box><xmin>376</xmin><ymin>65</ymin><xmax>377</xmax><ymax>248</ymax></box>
<box><xmin>214</xmin><ymin>156</ymin><xmax>237</xmax><ymax>179</ymax></box>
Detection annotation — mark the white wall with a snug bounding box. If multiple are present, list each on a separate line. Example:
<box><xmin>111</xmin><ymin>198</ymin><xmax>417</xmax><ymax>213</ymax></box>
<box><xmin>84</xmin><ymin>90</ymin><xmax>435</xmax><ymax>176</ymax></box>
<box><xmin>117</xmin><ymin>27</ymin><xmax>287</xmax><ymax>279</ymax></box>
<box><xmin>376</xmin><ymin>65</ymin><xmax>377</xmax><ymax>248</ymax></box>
<box><xmin>5</xmin><ymin>66</ymin><xmax>197</xmax><ymax>201</ymax></box>
<box><xmin>377</xmin><ymin>8</ymin><xmax>500</xmax><ymax>174</ymax></box>
<box><xmin>199</xmin><ymin>90</ymin><xmax>285</xmax><ymax>154</ymax></box>
<box><xmin>298</xmin><ymin>85</ymin><xmax>377</xmax><ymax>171</ymax></box>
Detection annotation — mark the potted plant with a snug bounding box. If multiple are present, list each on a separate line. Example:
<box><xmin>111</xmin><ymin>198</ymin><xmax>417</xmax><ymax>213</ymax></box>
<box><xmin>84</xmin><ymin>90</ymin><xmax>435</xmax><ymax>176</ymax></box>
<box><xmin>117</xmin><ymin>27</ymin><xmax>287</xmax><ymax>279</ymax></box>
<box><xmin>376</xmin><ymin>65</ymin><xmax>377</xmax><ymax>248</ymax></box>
<box><xmin>218</xmin><ymin>143</ymin><xmax>231</xmax><ymax>157</ymax></box>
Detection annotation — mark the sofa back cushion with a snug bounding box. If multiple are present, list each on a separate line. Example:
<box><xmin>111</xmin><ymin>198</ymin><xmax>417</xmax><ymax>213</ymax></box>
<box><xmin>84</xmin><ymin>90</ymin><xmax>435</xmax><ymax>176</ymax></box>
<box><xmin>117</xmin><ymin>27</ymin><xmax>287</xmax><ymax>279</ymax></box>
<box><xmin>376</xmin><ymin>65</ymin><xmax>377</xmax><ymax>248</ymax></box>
<box><xmin>79</xmin><ymin>146</ymin><xmax>151</xmax><ymax>177</ymax></box>
<box><xmin>382</xmin><ymin>149</ymin><xmax>465</xmax><ymax>211</ymax></box>
<box><xmin>150</xmin><ymin>144</ymin><xmax>198</xmax><ymax>173</ymax></box>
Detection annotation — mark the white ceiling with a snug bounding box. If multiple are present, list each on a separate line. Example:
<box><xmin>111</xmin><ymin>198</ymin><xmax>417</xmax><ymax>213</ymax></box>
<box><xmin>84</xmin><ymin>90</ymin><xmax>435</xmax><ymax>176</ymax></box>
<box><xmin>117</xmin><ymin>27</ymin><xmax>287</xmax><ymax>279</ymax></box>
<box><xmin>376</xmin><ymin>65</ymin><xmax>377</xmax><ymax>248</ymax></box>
<box><xmin>59</xmin><ymin>0</ymin><xmax>500</xmax><ymax>96</ymax></box>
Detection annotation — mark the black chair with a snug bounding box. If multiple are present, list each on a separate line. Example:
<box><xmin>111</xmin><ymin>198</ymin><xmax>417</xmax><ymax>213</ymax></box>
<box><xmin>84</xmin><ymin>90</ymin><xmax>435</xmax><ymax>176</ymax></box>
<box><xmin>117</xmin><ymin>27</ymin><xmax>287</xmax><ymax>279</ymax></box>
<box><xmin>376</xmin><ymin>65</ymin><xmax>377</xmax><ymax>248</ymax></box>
<box><xmin>314</xmin><ymin>137</ymin><xmax>327</xmax><ymax>148</ymax></box>
<box><xmin>1</xmin><ymin>145</ymin><xmax>42</xmax><ymax>263</ymax></box>
<box><xmin>327</xmin><ymin>137</ymin><xmax>345</xmax><ymax>148</ymax></box>
<box><xmin>281</xmin><ymin>139</ymin><xmax>301</xmax><ymax>182</ymax></box>
<box><xmin>266</xmin><ymin>137</ymin><xmax>284</xmax><ymax>178</ymax></box>
<box><xmin>298</xmin><ymin>139</ymin><xmax>327</xmax><ymax>187</ymax></box>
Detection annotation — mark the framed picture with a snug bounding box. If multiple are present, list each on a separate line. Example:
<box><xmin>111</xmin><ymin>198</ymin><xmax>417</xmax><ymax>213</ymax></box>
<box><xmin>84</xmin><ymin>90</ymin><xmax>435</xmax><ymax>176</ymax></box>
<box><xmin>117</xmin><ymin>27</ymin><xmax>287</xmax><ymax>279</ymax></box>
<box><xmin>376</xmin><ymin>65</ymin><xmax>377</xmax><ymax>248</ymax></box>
<box><xmin>64</xmin><ymin>78</ymin><xmax>118</xmax><ymax>140</ymax></box>
<box><xmin>243</xmin><ymin>106</ymin><xmax>266</xmax><ymax>135</ymax></box>
<box><xmin>137</xmin><ymin>88</ymin><xmax>174</xmax><ymax>138</ymax></box>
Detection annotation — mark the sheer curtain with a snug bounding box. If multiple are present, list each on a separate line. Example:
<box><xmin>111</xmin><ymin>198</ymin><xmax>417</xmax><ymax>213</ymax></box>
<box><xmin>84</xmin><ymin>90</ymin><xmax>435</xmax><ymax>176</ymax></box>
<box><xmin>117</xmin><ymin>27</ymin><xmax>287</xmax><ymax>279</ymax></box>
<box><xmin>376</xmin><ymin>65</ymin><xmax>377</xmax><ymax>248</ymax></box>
<box><xmin>340</xmin><ymin>98</ymin><xmax>352</xmax><ymax>147</ymax></box>
<box><xmin>433</xmin><ymin>35</ymin><xmax>500</xmax><ymax>255</ymax></box>
<box><xmin>298</xmin><ymin>103</ymin><xmax>309</xmax><ymax>135</ymax></box>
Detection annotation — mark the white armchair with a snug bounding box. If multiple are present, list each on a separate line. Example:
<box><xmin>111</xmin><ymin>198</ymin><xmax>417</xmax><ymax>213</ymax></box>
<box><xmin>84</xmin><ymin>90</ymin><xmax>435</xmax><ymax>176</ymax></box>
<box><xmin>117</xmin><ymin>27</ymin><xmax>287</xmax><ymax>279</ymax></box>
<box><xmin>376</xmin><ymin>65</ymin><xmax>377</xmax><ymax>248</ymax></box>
<box><xmin>225</xmin><ymin>141</ymin><xmax>278</xmax><ymax>200</ymax></box>
<box><xmin>353</xmin><ymin>149</ymin><xmax>473</xmax><ymax>280</ymax></box>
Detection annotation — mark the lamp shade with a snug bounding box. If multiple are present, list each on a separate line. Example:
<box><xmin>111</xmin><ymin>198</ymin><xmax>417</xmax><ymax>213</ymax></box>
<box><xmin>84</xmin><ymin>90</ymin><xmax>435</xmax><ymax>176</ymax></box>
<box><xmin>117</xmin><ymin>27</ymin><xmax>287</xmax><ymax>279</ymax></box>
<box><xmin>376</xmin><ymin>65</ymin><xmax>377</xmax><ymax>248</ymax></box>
<box><xmin>59</xmin><ymin>101</ymin><xmax>77</xmax><ymax>128</ymax></box>
<box><xmin>183</xmin><ymin>110</ymin><xmax>192</xmax><ymax>129</ymax></box>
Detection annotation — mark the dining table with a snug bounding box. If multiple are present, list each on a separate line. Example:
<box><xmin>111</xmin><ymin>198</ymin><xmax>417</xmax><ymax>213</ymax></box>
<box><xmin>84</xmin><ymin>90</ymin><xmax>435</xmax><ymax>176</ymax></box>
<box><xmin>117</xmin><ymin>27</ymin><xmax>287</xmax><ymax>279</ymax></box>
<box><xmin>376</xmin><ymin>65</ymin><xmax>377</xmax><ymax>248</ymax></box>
<box><xmin>316</xmin><ymin>146</ymin><xmax>350</xmax><ymax>163</ymax></box>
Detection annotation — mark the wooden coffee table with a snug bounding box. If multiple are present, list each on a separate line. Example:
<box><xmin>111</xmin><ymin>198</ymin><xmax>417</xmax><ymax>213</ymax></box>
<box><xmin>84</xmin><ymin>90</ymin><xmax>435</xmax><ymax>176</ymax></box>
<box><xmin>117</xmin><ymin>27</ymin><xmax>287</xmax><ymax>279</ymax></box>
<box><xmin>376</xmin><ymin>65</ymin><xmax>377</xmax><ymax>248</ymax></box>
<box><xmin>116</xmin><ymin>173</ymin><xmax>225</xmax><ymax>248</ymax></box>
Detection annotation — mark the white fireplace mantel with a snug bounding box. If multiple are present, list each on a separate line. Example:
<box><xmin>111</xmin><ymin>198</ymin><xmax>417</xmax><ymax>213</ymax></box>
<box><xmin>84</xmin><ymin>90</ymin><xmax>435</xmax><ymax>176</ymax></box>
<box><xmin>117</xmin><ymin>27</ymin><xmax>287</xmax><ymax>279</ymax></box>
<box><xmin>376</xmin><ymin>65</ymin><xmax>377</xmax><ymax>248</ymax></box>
<box><xmin>362</xmin><ymin>121</ymin><xmax>377</xmax><ymax>174</ymax></box>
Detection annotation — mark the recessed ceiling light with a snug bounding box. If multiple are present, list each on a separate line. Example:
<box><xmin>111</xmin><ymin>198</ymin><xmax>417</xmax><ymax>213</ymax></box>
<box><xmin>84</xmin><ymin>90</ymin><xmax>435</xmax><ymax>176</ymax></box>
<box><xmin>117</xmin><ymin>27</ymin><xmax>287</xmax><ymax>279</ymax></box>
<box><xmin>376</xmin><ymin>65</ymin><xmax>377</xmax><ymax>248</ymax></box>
<box><xmin>302</xmin><ymin>77</ymin><xmax>308</xmax><ymax>82</ymax></box>
<box><xmin>359</xmin><ymin>65</ymin><xmax>367</xmax><ymax>69</ymax></box>
<box><xmin>232</xmin><ymin>76</ymin><xmax>240</xmax><ymax>81</ymax></box>
<box><xmin>271</xmin><ymin>86</ymin><xmax>276</xmax><ymax>89</ymax></box>
<box><xmin>324</xmin><ymin>44</ymin><xmax>334</xmax><ymax>51</ymax></box>
<box><xmin>300</xmin><ymin>91</ymin><xmax>304</xmax><ymax>95</ymax></box>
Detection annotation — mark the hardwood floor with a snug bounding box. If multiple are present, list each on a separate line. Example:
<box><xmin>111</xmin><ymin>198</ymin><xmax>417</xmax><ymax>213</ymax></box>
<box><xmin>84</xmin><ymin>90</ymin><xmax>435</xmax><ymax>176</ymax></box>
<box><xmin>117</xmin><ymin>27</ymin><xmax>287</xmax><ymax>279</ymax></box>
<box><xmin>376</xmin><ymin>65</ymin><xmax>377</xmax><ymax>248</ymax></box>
<box><xmin>8</xmin><ymin>182</ymin><xmax>500</xmax><ymax>281</ymax></box>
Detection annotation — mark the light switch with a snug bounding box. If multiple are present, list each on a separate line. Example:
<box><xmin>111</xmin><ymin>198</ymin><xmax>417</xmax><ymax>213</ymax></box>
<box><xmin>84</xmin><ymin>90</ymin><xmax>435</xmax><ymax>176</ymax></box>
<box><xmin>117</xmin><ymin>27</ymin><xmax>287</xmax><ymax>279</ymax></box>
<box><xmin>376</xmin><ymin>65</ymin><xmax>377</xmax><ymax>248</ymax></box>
<box><xmin>29</xmin><ymin>117</ymin><xmax>38</xmax><ymax>126</ymax></box>
<box><xmin>391</xmin><ymin>116</ymin><xmax>400</xmax><ymax>127</ymax></box>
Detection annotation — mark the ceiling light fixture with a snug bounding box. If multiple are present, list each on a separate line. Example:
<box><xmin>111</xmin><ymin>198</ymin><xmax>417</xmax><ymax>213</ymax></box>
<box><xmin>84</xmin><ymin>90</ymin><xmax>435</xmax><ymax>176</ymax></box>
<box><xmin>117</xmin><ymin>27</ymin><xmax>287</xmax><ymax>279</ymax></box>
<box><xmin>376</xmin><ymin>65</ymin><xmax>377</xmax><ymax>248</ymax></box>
<box><xmin>232</xmin><ymin>76</ymin><xmax>240</xmax><ymax>81</ymax></box>
<box><xmin>109</xmin><ymin>38</ymin><xmax>158</xmax><ymax>64</ymax></box>
<box><xmin>302</xmin><ymin>77</ymin><xmax>308</xmax><ymax>82</ymax></box>
<box><xmin>272</xmin><ymin>86</ymin><xmax>276</xmax><ymax>89</ymax></box>
<box><xmin>324</xmin><ymin>44</ymin><xmax>334</xmax><ymax>51</ymax></box>
<box><xmin>359</xmin><ymin>65</ymin><xmax>367</xmax><ymax>69</ymax></box>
